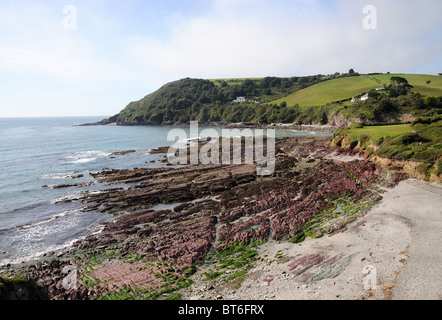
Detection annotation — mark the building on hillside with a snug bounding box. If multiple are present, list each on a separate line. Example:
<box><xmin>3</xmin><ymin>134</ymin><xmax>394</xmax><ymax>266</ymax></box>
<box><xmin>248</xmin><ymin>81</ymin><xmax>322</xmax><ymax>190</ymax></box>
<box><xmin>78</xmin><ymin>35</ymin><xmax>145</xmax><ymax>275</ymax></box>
<box><xmin>351</xmin><ymin>93</ymin><xmax>369</xmax><ymax>103</ymax></box>
<box><xmin>232</xmin><ymin>96</ymin><xmax>247</xmax><ymax>103</ymax></box>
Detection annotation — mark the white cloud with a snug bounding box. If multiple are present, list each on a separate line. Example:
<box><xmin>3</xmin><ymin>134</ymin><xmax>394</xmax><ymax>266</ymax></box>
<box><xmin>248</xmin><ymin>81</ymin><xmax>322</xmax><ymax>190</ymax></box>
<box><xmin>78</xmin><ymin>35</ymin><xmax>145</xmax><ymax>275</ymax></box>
<box><xmin>126</xmin><ymin>6</ymin><xmax>312</xmax><ymax>79</ymax></box>
<box><xmin>125</xmin><ymin>0</ymin><xmax>442</xmax><ymax>79</ymax></box>
<box><xmin>0</xmin><ymin>2</ymin><xmax>132</xmax><ymax>87</ymax></box>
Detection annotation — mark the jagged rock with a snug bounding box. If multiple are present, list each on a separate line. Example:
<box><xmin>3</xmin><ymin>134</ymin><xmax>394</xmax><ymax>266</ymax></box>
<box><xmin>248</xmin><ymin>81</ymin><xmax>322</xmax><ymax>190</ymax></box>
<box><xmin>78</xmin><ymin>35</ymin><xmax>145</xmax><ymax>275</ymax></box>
<box><xmin>110</xmin><ymin>150</ymin><xmax>136</xmax><ymax>156</ymax></box>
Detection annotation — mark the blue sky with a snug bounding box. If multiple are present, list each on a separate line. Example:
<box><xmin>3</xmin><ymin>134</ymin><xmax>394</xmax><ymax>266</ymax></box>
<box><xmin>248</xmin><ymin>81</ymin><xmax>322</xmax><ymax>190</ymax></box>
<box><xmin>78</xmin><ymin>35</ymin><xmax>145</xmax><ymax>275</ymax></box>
<box><xmin>0</xmin><ymin>0</ymin><xmax>441</xmax><ymax>117</ymax></box>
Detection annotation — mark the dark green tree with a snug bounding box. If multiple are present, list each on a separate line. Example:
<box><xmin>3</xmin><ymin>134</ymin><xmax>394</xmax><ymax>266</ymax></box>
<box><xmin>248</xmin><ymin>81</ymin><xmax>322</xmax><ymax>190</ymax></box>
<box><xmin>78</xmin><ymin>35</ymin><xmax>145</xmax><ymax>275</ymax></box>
<box><xmin>425</xmin><ymin>96</ymin><xmax>437</xmax><ymax>108</ymax></box>
<box><xmin>368</xmin><ymin>90</ymin><xmax>381</xmax><ymax>99</ymax></box>
<box><xmin>388</xmin><ymin>77</ymin><xmax>413</xmax><ymax>97</ymax></box>
<box><xmin>197</xmin><ymin>106</ymin><xmax>211</xmax><ymax>122</ymax></box>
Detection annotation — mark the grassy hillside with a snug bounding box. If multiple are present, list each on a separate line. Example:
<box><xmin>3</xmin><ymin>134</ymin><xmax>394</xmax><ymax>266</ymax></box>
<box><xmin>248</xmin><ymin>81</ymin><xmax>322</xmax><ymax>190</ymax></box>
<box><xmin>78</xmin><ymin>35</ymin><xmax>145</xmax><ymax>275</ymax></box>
<box><xmin>271</xmin><ymin>76</ymin><xmax>380</xmax><ymax>107</ymax></box>
<box><xmin>369</xmin><ymin>74</ymin><xmax>442</xmax><ymax>97</ymax></box>
<box><xmin>271</xmin><ymin>74</ymin><xmax>442</xmax><ymax>108</ymax></box>
<box><xmin>347</xmin><ymin>124</ymin><xmax>413</xmax><ymax>140</ymax></box>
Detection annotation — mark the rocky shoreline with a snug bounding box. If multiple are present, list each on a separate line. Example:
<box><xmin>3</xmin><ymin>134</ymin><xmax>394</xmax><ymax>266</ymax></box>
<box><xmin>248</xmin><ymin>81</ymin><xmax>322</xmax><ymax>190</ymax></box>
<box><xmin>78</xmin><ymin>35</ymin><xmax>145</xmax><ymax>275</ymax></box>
<box><xmin>78</xmin><ymin>120</ymin><xmax>338</xmax><ymax>133</ymax></box>
<box><xmin>0</xmin><ymin>136</ymin><xmax>411</xmax><ymax>300</ymax></box>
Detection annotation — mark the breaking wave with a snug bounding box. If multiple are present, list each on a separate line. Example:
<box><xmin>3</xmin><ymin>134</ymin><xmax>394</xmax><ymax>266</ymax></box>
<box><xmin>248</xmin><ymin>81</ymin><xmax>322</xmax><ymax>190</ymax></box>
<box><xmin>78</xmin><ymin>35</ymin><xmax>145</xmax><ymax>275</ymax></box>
<box><xmin>65</xmin><ymin>150</ymin><xmax>110</xmax><ymax>164</ymax></box>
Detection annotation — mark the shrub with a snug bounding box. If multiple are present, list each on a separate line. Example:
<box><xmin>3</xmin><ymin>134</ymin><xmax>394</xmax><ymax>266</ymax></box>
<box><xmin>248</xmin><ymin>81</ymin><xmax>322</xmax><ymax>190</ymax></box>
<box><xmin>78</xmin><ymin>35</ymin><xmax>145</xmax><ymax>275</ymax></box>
<box><xmin>416</xmin><ymin>164</ymin><xmax>431</xmax><ymax>180</ymax></box>
<box><xmin>350</xmin><ymin>122</ymin><xmax>364</xmax><ymax>129</ymax></box>
<box><xmin>412</xmin><ymin>115</ymin><xmax>442</xmax><ymax>126</ymax></box>
<box><xmin>204</xmin><ymin>271</ymin><xmax>223</xmax><ymax>280</ymax></box>
<box><xmin>392</xmin><ymin>133</ymin><xmax>429</xmax><ymax>146</ymax></box>
<box><xmin>376</xmin><ymin>136</ymin><xmax>384</xmax><ymax>146</ymax></box>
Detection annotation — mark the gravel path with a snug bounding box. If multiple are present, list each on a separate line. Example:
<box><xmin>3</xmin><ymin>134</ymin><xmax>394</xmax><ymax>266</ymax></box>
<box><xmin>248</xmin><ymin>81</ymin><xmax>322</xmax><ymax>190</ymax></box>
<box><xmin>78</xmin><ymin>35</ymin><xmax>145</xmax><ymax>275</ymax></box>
<box><xmin>390</xmin><ymin>179</ymin><xmax>442</xmax><ymax>300</ymax></box>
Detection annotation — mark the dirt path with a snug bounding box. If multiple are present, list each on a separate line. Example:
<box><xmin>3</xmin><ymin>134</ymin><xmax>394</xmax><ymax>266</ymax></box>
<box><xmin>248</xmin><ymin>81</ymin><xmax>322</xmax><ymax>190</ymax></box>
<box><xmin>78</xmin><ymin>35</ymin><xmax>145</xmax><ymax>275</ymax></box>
<box><xmin>389</xmin><ymin>180</ymin><xmax>442</xmax><ymax>300</ymax></box>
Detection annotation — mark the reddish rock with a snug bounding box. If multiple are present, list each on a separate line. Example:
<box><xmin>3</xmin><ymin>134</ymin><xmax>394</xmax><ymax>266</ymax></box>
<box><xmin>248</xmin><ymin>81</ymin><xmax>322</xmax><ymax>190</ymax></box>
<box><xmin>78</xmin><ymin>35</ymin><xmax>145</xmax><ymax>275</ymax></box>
<box><xmin>14</xmin><ymin>136</ymin><xmax>388</xmax><ymax>300</ymax></box>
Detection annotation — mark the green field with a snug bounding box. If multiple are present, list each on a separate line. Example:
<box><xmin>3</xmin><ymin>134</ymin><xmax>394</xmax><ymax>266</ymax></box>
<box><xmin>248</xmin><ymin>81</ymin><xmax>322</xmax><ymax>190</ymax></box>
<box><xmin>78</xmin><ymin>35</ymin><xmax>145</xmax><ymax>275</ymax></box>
<box><xmin>347</xmin><ymin>124</ymin><xmax>413</xmax><ymax>140</ymax></box>
<box><xmin>369</xmin><ymin>74</ymin><xmax>442</xmax><ymax>97</ymax></box>
<box><xmin>270</xmin><ymin>74</ymin><xmax>442</xmax><ymax>108</ymax></box>
<box><xmin>271</xmin><ymin>76</ymin><xmax>380</xmax><ymax>107</ymax></box>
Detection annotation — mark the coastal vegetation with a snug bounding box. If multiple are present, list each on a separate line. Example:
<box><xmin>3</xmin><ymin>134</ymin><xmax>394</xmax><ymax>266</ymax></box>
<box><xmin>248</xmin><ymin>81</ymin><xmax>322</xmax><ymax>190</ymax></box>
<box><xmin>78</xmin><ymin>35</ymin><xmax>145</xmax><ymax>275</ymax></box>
<box><xmin>332</xmin><ymin>117</ymin><xmax>442</xmax><ymax>180</ymax></box>
<box><xmin>109</xmin><ymin>75</ymin><xmax>324</xmax><ymax>125</ymax></box>
<box><xmin>290</xmin><ymin>193</ymin><xmax>379</xmax><ymax>243</ymax></box>
<box><xmin>105</xmin><ymin>73</ymin><xmax>442</xmax><ymax>127</ymax></box>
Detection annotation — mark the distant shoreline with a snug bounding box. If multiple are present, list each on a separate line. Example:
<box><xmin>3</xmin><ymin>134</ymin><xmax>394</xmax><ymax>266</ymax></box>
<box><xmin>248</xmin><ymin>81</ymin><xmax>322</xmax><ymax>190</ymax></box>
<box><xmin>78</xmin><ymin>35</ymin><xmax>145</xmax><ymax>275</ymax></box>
<box><xmin>77</xmin><ymin>120</ymin><xmax>338</xmax><ymax>133</ymax></box>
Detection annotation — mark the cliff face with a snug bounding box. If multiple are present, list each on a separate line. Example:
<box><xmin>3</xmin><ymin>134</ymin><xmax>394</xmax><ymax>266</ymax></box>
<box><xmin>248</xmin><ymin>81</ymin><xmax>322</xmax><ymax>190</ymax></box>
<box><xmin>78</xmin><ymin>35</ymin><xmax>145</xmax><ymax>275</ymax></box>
<box><xmin>330</xmin><ymin>131</ymin><xmax>442</xmax><ymax>184</ymax></box>
<box><xmin>327</xmin><ymin>111</ymin><xmax>415</xmax><ymax>128</ymax></box>
<box><xmin>370</xmin><ymin>156</ymin><xmax>442</xmax><ymax>183</ymax></box>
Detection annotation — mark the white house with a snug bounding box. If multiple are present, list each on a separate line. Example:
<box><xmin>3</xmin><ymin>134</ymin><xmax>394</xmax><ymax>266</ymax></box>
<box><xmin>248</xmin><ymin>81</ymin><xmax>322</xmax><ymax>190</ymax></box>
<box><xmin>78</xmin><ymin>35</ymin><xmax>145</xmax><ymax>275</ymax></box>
<box><xmin>360</xmin><ymin>93</ymin><xmax>369</xmax><ymax>101</ymax></box>
<box><xmin>351</xmin><ymin>93</ymin><xmax>369</xmax><ymax>103</ymax></box>
<box><xmin>375</xmin><ymin>86</ymin><xmax>385</xmax><ymax>91</ymax></box>
<box><xmin>233</xmin><ymin>96</ymin><xmax>247</xmax><ymax>103</ymax></box>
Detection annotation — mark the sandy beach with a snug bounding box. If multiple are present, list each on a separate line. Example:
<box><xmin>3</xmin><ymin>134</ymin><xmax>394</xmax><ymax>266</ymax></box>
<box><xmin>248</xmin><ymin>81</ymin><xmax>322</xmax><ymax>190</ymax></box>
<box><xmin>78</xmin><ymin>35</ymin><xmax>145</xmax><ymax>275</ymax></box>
<box><xmin>183</xmin><ymin>178</ymin><xmax>442</xmax><ymax>300</ymax></box>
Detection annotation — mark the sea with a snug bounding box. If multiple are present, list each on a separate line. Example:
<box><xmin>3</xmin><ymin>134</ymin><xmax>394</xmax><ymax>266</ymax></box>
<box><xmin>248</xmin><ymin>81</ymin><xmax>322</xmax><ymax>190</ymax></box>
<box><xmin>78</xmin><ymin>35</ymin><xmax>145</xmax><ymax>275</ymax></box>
<box><xmin>0</xmin><ymin>117</ymin><xmax>331</xmax><ymax>266</ymax></box>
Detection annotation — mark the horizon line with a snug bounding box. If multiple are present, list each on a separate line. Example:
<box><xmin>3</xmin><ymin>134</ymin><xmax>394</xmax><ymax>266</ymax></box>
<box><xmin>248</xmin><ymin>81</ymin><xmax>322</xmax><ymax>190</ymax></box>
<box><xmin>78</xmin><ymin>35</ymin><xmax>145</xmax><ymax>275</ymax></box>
<box><xmin>0</xmin><ymin>115</ymin><xmax>110</xmax><ymax>119</ymax></box>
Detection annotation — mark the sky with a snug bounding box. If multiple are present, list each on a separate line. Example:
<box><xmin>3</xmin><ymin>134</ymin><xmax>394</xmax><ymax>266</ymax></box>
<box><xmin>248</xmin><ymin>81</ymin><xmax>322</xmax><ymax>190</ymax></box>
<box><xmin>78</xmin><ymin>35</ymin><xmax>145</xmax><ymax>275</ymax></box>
<box><xmin>0</xmin><ymin>0</ymin><xmax>441</xmax><ymax>117</ymax></box>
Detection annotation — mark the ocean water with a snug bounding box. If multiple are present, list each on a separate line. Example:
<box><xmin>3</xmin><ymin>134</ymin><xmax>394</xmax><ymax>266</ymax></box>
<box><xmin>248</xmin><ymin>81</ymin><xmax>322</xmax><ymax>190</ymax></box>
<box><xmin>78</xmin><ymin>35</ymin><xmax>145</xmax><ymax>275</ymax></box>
<box><xmin>0</xmin><ymin>117</ymin><xmax>330</xmax><ymax>265</ymax></box>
